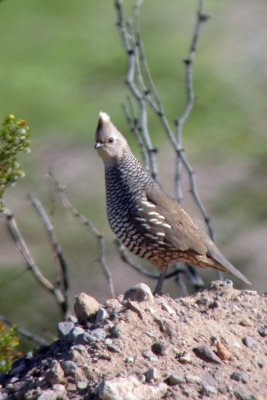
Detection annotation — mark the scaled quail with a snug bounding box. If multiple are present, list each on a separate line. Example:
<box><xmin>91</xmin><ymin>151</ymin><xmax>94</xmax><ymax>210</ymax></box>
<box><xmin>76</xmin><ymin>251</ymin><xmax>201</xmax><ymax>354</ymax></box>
<box><xmin>95</xmin><ymin>112</ymin><xmax>251</xmax><ymax>294</ymax></box>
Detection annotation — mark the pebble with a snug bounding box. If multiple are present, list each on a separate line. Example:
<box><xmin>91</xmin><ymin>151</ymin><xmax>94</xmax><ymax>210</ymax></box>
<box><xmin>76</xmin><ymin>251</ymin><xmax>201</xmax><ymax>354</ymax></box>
<box><xmin>77</xmin><ymin>381</ymin><xmax>88</xmax><ymax>390</ymax></box>
<box><xmin>258</xmin><ymin>327</ymin><xmax>267</xmax><ymax>337</ymax></box>
<box><xmin>98</xmin><ymin>376</ymin><xmax>168</xmax><ymax>400</ymax></box>
<box><xmin>61</xmin><ymin>360</ymin><xmax>77</xmax><ymax>376</ymax></box>
<box><xmin>106</xmin><ymin>343</ymin><xmax>121</xmax><ymax>354</ymax></box>
<box><xmin>91</xmin><ymin>328</ymin><xmax>107</xmax><ymax>341</ymax></box>
<box><xmin>193</xmin><ymin>344</ymin><xmax>222</xmax><ymax>364</ymax></box>
<box><xmin>234</xmin><ymin>391</ymin><xmax>257</xmax><ymax>400</ymax></box>
<box><xmin>231</xmin><ymin>372</ymin><xmax>248</xmax><ymax>383</ymax></box>
<box><xmin>167</xmin><ymin>374</ymin><xmax>186</xmax><ymax>386</ymax></box>
<box><xmin>95</xmin><ymin>307</ymin><xmax>109</xmax><ymax>324</ymax></box>
<box><xmin>104</xmin><ymin>337</ymin><xmax>121</xmax><ymax>354</ymax></box>
<box><xmin>38</xmin><ymin>389</ymin><xmax>58</xmax><ymax>400</ymax></box>
<box><xmin>76</xmin><ymin>332</ymin><xmax>97</xmax><ymax>344</ymax></box>
<box><xmin>185</xmin><ymin>375</ymin><xmax>202</xmax><ymax>384</ymax></box>
<box><xmin>143</xmin><ymin>351</ymin><xmax>159</xmax><ymax>362</ymax></box>
<box><xmin>68</xmin><ymin>326</ymin><xmax>85</xmax><ymax>342</ymax></box>
<box><xmin>216</xmin><ymin>342</ymin><xmax>232</xmax><ymax>361</ymax></box>
<box><xmin>242</xmin><ymin>336</ymin><xmax>257</xmax><ymax>348</ymax></box>
<box><xmin>151</xmin><ymin>341</ymin><xmax>166</xmax><ymax>356</ymax></box>
<box><xmin>125</xmin><ymin>356</ymin><xmax>134</xmax><ymax>363</ymax></box>
<box><xmin>178</xmin><ymin>351</ymin><xmax>192</xmax><ymax>364</ymax></box>
<box><xmin>67</xmin><ymin>314</ymin><xmax>78</xmax><ymax>324</ymax></box>
<box><xmin>57</xmin><ymin>321</ymin><xmax>75</xmax><ymax>341</ymax></box>
<box><xmin>161</xmin><ymin>301</ymin><xmax>175</xmax><ymax>315</ymax></box>
<box><xmin>109</xmin><ymin>324</ymin><xmax>120</xmax><ymax>338</ymax></box>
<box><xmin>74</xmin><ymin>292</ymin><xmax>100</xmax><ymax>323</ymax></box>
<box><xmin>145</xmin><ymin>368</ymin><xmax>159</xmax><ymax>382</ymax></box>
<box><xmin>201</xmin><ymin>383</ymin><xmax>218</xmax><ymax>395</ymax></box>
<box><xmin>123</xmin><ymin>283</ymin><xmax>154</xmax><ymax>302</ymax></box>
<box><xmin>45</xmin><ymin>360</ymin><xmax>64</xmax><ymax>385</ymax></box>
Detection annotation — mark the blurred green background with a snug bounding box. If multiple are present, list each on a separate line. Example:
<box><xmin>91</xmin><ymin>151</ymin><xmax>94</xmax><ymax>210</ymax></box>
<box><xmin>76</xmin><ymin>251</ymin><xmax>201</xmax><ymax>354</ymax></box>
<box><xmin>0</xmin><ymin>0</ymin><xmax>266</xmax><ymax>349</ymax></box>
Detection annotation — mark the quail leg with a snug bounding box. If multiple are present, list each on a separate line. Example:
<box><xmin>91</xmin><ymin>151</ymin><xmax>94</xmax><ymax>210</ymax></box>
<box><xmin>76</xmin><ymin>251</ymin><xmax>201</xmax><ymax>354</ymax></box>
<box><xmin>153</xmin><ymin>272</ymin><xmax>167</xmax><ymax>295</ymax></box>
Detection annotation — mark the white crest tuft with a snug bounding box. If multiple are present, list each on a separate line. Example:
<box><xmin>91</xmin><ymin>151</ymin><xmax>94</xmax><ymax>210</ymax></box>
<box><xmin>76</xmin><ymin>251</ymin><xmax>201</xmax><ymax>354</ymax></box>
<box><xmin>99</xmin><ymin>111</ymin><xmax>110</xmax><ymax>122</ymax></box>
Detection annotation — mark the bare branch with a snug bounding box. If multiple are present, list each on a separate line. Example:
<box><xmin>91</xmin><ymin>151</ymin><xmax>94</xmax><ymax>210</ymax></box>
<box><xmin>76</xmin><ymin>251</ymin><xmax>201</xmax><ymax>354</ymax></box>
<box><xmin>0</xmin><ymin>314</ymin><xmax>49</xmax><ymax>347</ymax></box>
<box><xmin>3</xmin><ymin>206</ymin><xmax>67</xmax><ymax>317</ymax></box>
<box><xmin>27</xmin><ymin>194</ymin><xmax>70</xmax><ymax>317</ymax></box>
<box><xmin>115</xmin><ymin>0</ymin><xmax>160</xmax><ymax>182</ymax></box>
<box><xmin>49</xmin><ymin>173</ymin><xmax>115</xmax><ymax>299</ymax></box>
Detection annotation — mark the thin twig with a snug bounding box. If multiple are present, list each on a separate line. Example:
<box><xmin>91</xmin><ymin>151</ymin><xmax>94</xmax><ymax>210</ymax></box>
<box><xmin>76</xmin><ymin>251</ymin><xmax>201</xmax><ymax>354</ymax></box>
<box><xmin>115</xmin><ymin>0</ymin><xmax>160</xmax><ymax>182</ymax></box>
<box><xmin>3</xmin><ymin>206</ymin><xmax>66</xmax><ymax>314</ymax></box>
<box><xmin>0</xmin><ymin>314</ymin><xmax>49</xmax><ymax>347</ymax></box>
<box><xmin>122</xmin><ymin>97</ymin><xmax>149</xmax><ymax>170</ymax></box>
<box><xmin>49</xmin><ymin>173</ymin><xmax>115</xmax><ymax>298</ymax></box>
<box><xmin>27</xmin><ymin>194</ymin><xmax>70</xmax><ymax>317</ymax></box>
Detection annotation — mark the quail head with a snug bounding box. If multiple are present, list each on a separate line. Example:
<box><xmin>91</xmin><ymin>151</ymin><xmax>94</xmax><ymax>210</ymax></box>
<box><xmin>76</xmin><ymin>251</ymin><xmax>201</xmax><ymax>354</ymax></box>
<box><xmin>95</xmin><ymin>111</ymin><xmax>251</xmax><ymax>294</ymax></box>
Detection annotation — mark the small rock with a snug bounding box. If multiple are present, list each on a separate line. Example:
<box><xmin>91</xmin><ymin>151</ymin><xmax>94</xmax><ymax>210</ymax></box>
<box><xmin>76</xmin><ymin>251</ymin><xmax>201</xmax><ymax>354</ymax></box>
<box><xmin>231</xmin><ymin>372</ymin><xmax>248</xmax><ymax>383</ymax></box>
<box><xmin>258</xmin><ymin>327</ymin><xmax>267</xmax><ymax>337</ymax></box>
<box><xmin>142</xmin><ymin>351</ymin><xmax>159</xmax><ymax>362</ymax></box>
<box><xmin>201</xmin><ymin>373</ymin><xmax>217</xmax><ymax>387</ymax></box>
<box><xmin>91</xmin><ymin>328</ymin><xmax>107</xmax><ymax>341</ymax></box>
<box><xmin>125</xmin><ymin>356</ymin><xmax>134</xmax><ymax>363</ymax></box>
<box><xmin>216</xmin><ymin>342</ymin><xmax>232</xmax><ymax>361</ymax></box>
<box><xmin>105</xmin><ymin>299</ymin><xmax>122</xmax><ymax>313</ymax></box>
<box><xmin>105</xmin><ymin>339</ymin><xmax>121</xmax><ymax>353</ymax></box>
<box><xmin>145</xmin><ymin>368</ymin><xmax>159</xmax><ymax>382</ymax></box>
<box><xmin>38</xmin><ymin>389</ymin><xmax>58</xmax><ymax>400</ymax></box>
<box><xmin>98</xmin><ymin>376</ymin><xmax>168</xmax><ymax>400</ymax></box>
<box><xmin>234</xmin><ymin>391</ymin><xmax>257</xmax><ymax>400</ymax></box>
<box><xmin>61</xmin><ymin>360</ymin><xmax>77</xmax><ymax>376</ymax></box>
<box><xmin>100</xmin><ymin>353</ymin><xmax>112</xmax><ymax>361</ymax></box>
<box><xmin>77</xmin><ymin>381</ymin><xmax>88</xmax><ymax>390</ymax></box>
<box><xmin>52</xmin><ymin>384</ymin><xmax>66</xmax><ymax>395</ymax></box>
<box><xmin>67</xmin><ymin>314</ymin><xmax>78</xmax><ymax>324</ymax></box>
<box><xmin>45</xmin><ymin>361</ymin><xmax>64</xmax><ymax>385</ymax></box>
<box><xmin>167</xmin><ymin>374</ymin><xmax>186</xmax><ymax>386</ymax></box>
<box><xmin>74</xmin><ymin>292</ymin><xmax>100</xmax><ymax>323</ymax></box>
<box><xmin>68</xmin><ymin>326</ymin><xmax>85</xmax><ymax>341</ymax></box>
<box><xmin>95</xmin><ymin>307</ymin><xmax>109</xmax><ymax>324</ymax></box>
<box><xmin>201</xmin><ymin>383</ymin><xmax>218</xmax><ymax>395</ymax></box>
<box><xmin>151</xmin><ymin>341</ymin><xmax>166</xmax><ymax>356</ymax></box>
<box><xmin>239</xmin><ymin>319</ymin><xmax>253</xmax><ymax>327</ymax></box>
<box><xmin>123</xmin><ymin>283</ymin><xmax>153</xmax><ymax>302</ymax></box>
<box><xmin>161</xmin><ymin>301</ymin><xmax>175</xmax><ymax>315</ymax></box>
<box><xmin>177</xmin><ymin>351</ymin><xmax>192</xmax><ymax>364</ymax></box>
<box><xmin>57</xmin><ymin>321</ymin><xmax>75</xmax><ymax>340</ymax></box>
<box><xmin>109</xmin><ymin>325</ymin><xmax>120</xmax><ymax>338</ymax></box>
<box><xmin>242</xmin><ymin>336</ymin><xmax>257</xmax><ymax>348</ymax></box>
<box><xmin>185</xmin><ymin>375</ymin><xmax>202</xmax><ymax>384</ymax></box>
<box><xmin>194</xmin><ymin>344</ymin><xmax>222</xmax><ymax>364</ymax></box>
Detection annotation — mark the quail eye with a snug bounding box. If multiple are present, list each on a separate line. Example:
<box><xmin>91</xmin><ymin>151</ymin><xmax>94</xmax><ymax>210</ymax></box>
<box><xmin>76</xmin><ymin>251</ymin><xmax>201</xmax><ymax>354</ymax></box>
<box><xmin>108</xmin><ymin>137</ymin><xmax>114</xmax><ymax>143</ymax></box>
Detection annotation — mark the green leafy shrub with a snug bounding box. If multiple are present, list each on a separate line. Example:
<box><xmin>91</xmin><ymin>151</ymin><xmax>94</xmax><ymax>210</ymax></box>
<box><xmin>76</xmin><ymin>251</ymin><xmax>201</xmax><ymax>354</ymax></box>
<box><xmin>0</xmin><ymin>114</ymin><xmax>31</xmax><ymax>212</ymax></box>
<box><xmin>0</xmin><ymin>322</ymin><xmax>21</xmax><ymax>373</ymax></box>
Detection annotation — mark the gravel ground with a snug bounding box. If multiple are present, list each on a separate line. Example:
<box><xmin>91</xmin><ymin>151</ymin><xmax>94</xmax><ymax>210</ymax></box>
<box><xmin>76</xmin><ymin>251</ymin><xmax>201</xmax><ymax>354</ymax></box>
<box><xmin>0</xmin><ymin>280</ymin><xmax>266</xmax><ymax>400</ymax></box>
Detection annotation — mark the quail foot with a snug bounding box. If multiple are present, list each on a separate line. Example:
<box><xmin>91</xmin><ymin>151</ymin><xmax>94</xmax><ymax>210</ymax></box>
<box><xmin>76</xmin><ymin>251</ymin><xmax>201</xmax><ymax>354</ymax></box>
<box><xmin>95</xmin><ymin>111</ymin><xmax>251</xmax><ymax>294</ymax></box>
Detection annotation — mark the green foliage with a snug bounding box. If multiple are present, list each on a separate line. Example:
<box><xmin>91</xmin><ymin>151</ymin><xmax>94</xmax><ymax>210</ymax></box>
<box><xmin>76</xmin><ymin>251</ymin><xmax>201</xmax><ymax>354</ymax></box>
<box><xmin>0</xmin><ymin>322</ymin><xmax>21</xmax><ymax>373</ymax></box>
<box><xmin>0</xmin><ymin>114</ymin><xmax>31</xmax><ymax>212</ymax></box>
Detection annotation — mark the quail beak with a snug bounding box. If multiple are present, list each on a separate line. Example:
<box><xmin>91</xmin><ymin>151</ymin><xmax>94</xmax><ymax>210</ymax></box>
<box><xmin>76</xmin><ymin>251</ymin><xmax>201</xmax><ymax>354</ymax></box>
<box><xmin>95</xmin><ymin>142</ymin><xmax>103</xmax><ymax>150</ymax></box>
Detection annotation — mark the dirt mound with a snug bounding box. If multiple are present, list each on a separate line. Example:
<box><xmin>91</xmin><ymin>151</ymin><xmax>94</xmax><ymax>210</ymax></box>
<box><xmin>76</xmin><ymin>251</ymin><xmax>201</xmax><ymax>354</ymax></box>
<box><xmin>0</xmin><ymin>281</ymin><xmax>266</xmax><ymax>400</ymax></box>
